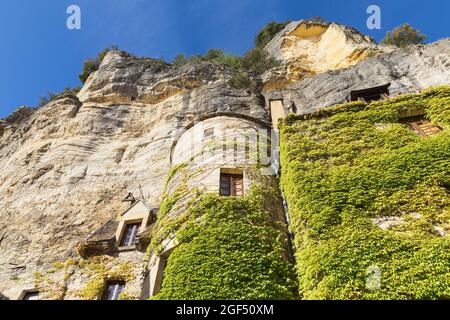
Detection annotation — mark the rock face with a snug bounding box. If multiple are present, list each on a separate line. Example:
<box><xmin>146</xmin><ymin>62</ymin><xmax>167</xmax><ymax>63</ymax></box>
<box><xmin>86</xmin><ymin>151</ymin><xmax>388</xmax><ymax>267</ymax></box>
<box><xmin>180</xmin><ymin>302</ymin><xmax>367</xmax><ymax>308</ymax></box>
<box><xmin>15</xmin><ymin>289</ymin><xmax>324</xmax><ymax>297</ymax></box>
<box><xmin>0</xmin><ymin>19</ymin><xmax>449</xmax><ymax>300</ymax></box>
<box><xmin>262</xmin><ymin>20</ymin><xmax>391</xmax><ymax>89</ymax></box>
<box><xmin>0</xmin><ymin>52</ymin><xmax>267</xmax><ymax>299</ymax></box>
<box><xmin>265</xmin><ymin>38</ymin><xmax>450</xmax><ymax>114</ymax></box>
<box><xmin>265</xmin><ymin>20</ymin><xmax>381</xmax><ymax>72</ymax></box>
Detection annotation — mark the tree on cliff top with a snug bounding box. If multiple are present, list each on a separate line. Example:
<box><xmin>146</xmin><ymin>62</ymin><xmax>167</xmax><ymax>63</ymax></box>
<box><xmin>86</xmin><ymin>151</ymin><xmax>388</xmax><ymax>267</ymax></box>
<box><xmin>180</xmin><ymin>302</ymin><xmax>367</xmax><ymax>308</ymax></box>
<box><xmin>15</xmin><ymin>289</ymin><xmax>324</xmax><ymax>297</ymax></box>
<box><xmin>173</xmin><ymin>49</ymin><xmax>241</xmax><ymax>69</ymax></box>
<box><xmin>38</xmin><ymin>87</ymin><xmax>81</xmax><ymax>107</ymax></box>
<box><xmin>254</xmin><ymin>21</ymin><xmax>290</xmax><ymax>48</ymax></box>
<box><xmin>79</xmin><ymin>45</ymin><xmax>119</xmax><ymax>84</ymax></box>
<box><xmin>381</xmin><ymin>24</ymin><xmax>427</xmax><ymax>48</ymax></box>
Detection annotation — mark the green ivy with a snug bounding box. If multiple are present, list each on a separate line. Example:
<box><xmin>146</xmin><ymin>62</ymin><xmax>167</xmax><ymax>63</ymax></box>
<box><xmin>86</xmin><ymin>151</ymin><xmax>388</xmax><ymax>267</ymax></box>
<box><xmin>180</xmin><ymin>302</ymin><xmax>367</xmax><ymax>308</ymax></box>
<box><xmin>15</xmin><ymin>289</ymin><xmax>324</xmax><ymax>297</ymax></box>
<box><xmin>280</xmin><ymin>86</ymin><xmax>450</xmax><ymax>299</ymax></box>
<box><xmin>152</xmin><ymin>184</ymin><xmax>298</xmax><ymax>300</ymax></box>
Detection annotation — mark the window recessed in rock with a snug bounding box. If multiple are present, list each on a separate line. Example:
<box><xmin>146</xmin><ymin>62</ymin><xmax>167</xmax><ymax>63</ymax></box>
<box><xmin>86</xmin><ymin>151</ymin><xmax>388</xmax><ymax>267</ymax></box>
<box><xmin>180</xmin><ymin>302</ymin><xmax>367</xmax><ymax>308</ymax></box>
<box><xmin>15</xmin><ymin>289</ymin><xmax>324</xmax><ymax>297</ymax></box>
<box><xmin>349</xmin><ymin>83</ymin><xmax>390</xmax><ymax>102</ymax></box>
<box><xmin>400</xmin><ymin>116</ymin><xmax>442</xmax><ymax>137</ymax></box>
<box><xmin>22</xmin><ymin>291</ymin><xmax>39</xmax><ymax>300</ymax></box>
<box><xmin>220</xmin><ymin>171</ymin><xmax>244</xmax><ymax>197</ymax></box>
<box><xmin>120</xmin><ymin>222</ymin><xmax>141</xmax><ymax>247</ymax></box>
<box><xmin>102</xmin><ymin>281</ymin><xmax>125</xmax><ymax>300</ymax></box>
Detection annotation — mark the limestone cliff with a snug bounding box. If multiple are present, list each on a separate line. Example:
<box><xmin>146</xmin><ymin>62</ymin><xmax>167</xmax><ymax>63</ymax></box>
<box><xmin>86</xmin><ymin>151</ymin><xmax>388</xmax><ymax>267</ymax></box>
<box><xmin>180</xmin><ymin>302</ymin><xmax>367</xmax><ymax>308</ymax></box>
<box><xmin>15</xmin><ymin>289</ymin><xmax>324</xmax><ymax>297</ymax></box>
<box><xmin>266</xmin><ymin>38</ymin><xmax>450</xmax><ymax>114</ymax></box>
<box><xmin>0</xmin><ymin>19</ymin><xmax>449</xmax><ymax>300</ymax></box>
<box><xmin>262</xmin><ymin>20</ymin><xmax>392</xmax><ymax>90</ymax></box>
<box><xmin>0</xmin><ymin>53</ymin><xmax>267</xmax><ymax>299</ymax></box>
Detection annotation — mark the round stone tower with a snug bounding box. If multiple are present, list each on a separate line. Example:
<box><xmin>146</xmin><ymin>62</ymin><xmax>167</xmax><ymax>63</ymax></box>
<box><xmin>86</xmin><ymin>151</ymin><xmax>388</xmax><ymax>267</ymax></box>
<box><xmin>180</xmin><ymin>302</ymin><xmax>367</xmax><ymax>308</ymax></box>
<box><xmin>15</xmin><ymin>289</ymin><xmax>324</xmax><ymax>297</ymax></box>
<box><xmin>144</xmin><ymin>112</ymin><xmax>296</xmax><ymax>299</ymax></box>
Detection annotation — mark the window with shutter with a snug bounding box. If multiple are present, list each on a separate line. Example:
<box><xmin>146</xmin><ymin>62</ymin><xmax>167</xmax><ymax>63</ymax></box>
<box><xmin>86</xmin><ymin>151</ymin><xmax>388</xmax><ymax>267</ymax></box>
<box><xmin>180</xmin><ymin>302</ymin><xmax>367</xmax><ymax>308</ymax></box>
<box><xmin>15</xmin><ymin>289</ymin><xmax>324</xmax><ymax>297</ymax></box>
<box><xmin>103</xmin><ymin>281</ymin><xmax>125</xmax><ymax>300</ymax></box>
<box><xmin>220</xmin><ymin>173</ymin><xmax>244</xmax><ymax>197</ymax></box>
<box><xmin>400</xmin><ymin>116</ymin><xmax>442</xmax><ymax>137</ymax></box>
<box><xmin>120</xmin><ymin>222</ymin><xmax>141</xmax><ymax>247</ymax></box>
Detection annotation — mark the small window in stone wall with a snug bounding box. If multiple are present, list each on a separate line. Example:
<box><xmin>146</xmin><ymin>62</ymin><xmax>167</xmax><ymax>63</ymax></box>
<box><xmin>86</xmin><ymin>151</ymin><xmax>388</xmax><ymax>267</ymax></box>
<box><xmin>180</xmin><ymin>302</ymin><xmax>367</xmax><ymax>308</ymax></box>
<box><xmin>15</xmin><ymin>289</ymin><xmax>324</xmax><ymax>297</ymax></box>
<box><xmin>102</xmin><ymin>281</ymin><xmax>125</xmax><ymax>300</ymax></box>
<box><xmin>202</xmin><ymin>128</ymin><xmax>216</xmax><ymax>156</ymax></box>
<box><xmin>349</xmin><ymin>84</ymin><xmax>390</xmax><ymax>102</ymax></box>
<box><xmin>120</xmin><ymin>222</ymin><xmax>141</xmax><ymax>247</ymax></box>
<box><xmin>400</xmin><ymin>116</ymin><xmax>442</xmax><ymax>137</ymax></box>
<box><xmin>203</xmin><ymin>128</ymin><xmax>214</xmax><ymax>138</ymax></box>
<box><xmin>22</xmin><ymin>291</ymin><xmax>39</xmax><ymax>300</ymax></box>
<box><xmin>220</xmin><ymin>172</ymin><xmax>244</xmax><ymax>197</ymax></box>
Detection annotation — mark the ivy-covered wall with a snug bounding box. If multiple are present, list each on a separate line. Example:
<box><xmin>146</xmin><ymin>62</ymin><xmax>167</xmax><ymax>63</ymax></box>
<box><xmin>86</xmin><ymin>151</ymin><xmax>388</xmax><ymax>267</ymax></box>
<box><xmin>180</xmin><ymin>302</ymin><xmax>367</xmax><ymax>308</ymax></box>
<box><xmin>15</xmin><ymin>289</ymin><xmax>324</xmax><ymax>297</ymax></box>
<box><xmin>280</xmin><ymin>86</ymin><xmax>450</xmax><ymax>299</ymax></box>
<box><xmin>151</xmin><ymin>175</ymin><xmax>298</xmax><ymax>300</ymax></box>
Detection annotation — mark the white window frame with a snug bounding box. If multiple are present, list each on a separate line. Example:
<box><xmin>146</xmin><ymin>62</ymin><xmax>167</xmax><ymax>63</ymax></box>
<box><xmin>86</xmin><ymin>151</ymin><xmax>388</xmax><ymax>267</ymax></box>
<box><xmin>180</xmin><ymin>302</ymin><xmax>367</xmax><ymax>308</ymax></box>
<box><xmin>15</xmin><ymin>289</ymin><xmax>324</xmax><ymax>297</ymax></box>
<box><xmin>117</xmin><ymin>219</ymin><xmax>143</xmax><ymax>249</ymax></box>
<box><xmin>103</xmin><ymin>282</ymin><xmax>125</xmax><ymax>300</ymax></box>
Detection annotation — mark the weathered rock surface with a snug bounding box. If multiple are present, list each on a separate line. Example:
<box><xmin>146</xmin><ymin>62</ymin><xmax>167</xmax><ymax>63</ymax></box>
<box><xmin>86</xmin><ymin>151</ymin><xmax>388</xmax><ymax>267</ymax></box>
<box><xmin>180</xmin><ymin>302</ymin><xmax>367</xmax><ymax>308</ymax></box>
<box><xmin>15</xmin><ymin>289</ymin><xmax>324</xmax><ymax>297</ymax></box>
<box><xmin>265</xmin><ymin>38</ymin><xmax>450</xmax><ymax>114</ymax></box>
<box><xmin>1</xmin><ymin>19</ymin><xmax>450</xmax><ymax>299</ymax></box>
<box><xmin>266</xmin><ymin>20</ymin><xmax>381</xmax><ymax>69</ymax></box>
<box><xmin>0</xmin><ymin>51</ymin><xmax>267</xmax><ymax>298</ymax></box>
<box><xmin>262</xmin><ymin>20</ymin><xmax>392</xmax><ymax>90</ymax></box>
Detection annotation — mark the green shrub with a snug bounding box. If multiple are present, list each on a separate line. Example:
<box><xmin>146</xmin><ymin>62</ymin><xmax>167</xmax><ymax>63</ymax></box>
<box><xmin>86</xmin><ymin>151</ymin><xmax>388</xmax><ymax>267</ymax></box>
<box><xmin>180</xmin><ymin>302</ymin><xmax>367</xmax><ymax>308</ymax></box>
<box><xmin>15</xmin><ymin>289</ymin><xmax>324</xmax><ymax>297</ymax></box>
<box><xmin>171</xmin><ymin>21</ymin><xmax>288</xmax><ymax>80</ymax></box>
<box><xmin>229</xmin><ymin>72</ymin><xmax>252</xmax><ymax>89</ymax></box>
<box><xmin>381</xmin><ymin>24</ymin><xmax>427</xmax><ymax>48</ymax></box>
<box><xmin>240</xmin><ymin>47</ymin><xmax>280</xmax><ymax>75</ymax></box>
<box><xmin>38</xmin><ymin>87</ymin><xmax>81</xmax><ymax>107</ymax></box>
<box><xmin>79</xmin><ymin>45</ymin><xmax>119</xmax><ymax>84</ymax></box>
<box><xmin>254</xmin><ymin>21</ymin><xmax>290</xmax><ymax>48</ymax></box>
<box><xmin>172</xmin><ymin>47</ymin><xmax>279</xmax><ymax>88</ymax></box>
<box><xmin>172</xmin><ymin>49</ymin><xmax>241</xmax><ymax>69</ymax></box>
<box><xmin>151</xmin><ymin>186</ymin><xmax>298</xmax><ymax>300</ymax></box>
<box><xmin>173</xmin><ymin>54</ymin><xmax>189</xmax><ymax>66</ymax></box>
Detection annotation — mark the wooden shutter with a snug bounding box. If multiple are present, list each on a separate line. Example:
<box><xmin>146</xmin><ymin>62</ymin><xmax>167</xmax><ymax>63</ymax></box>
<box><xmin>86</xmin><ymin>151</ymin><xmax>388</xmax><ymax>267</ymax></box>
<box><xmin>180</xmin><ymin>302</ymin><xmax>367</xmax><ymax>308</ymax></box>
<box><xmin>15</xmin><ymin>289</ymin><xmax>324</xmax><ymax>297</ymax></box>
<box><xmin>231</xmin><ymin>175</ymin><xmax>243</xmax><ymax>196</ymax></box>
<box><xmin>401</xmin><ymin>116</ymin><xmax>441</xmax><ymax>137</ymax></box>
<box><xmin>410</xmin><ymin>119</ymin><xmax>441</xmax><ymax>137</ymax></box>
<box><xmin>220</xmin><ymin>173</ymin><xmax>244</xmax><ymax>196</ymax></box>
<box><xmin>220</xmin><ymin>174</ymin><xmax>231</xmax><ymax>196</ymax></box>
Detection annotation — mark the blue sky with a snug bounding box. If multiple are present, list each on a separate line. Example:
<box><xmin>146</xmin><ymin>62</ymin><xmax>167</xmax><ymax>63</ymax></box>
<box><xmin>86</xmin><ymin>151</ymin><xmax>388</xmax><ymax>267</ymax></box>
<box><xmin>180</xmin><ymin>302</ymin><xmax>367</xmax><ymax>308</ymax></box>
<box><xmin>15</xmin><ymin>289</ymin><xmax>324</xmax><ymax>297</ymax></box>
<box><xmin>1</xmin><ymin>0</ymin><xmax>449</xmax><ymax>118</ymax></box>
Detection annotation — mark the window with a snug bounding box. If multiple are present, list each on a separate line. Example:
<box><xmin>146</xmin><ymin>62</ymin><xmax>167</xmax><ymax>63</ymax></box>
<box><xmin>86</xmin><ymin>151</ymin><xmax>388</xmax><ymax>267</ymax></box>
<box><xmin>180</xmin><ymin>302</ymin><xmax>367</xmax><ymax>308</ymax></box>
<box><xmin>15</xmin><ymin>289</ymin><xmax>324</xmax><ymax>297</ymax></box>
<box><xmin>120</xmin><ymin>222</ymin><xmax>141</xmax><ymax>247</ymax></box>
<box><xmin>203</xmin><ymin>128</ymin><xmax>214</xmax><ymax>139</ymax></box>
<box><xmin>22</xmin><ymin>291</ymin><xmax>39</xmax><ymax>300</ymax></box>
<box><xmin>220</xmin><ymin>172</ymin><xmax>244</xmax><ymax>197</ymax></box>
<box><xmin>349</xmin><ymin>84</ymin><xmax>390</xmax><ymax>102</ymax></box>
<box><xmin>102</xmin><ymin>281</ymin><xmax>125</xmax><ymax>300</ymax></box>
<box><xmin>160</xmin><ymin>258</ymin><xmax>169</xmax><ymax>289</ymax></box>
<box><xmin>202</xmin><ymin>128</ymin><xmax>215</xmax><ymax>156</ymax></box>
<box><xmin>149</xmin><ymin>246</ymin><xmax>175</xmax><ymax>297</ymax></box>
<box><xmin>400</xmin><ymin>116</ymin><xmax>442</xmax><ymax>137</ymax></box>
<box><xmin>141</xmin><ymin>271</ymin><xmax>151</xmax><ymax>300</ymax></box>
